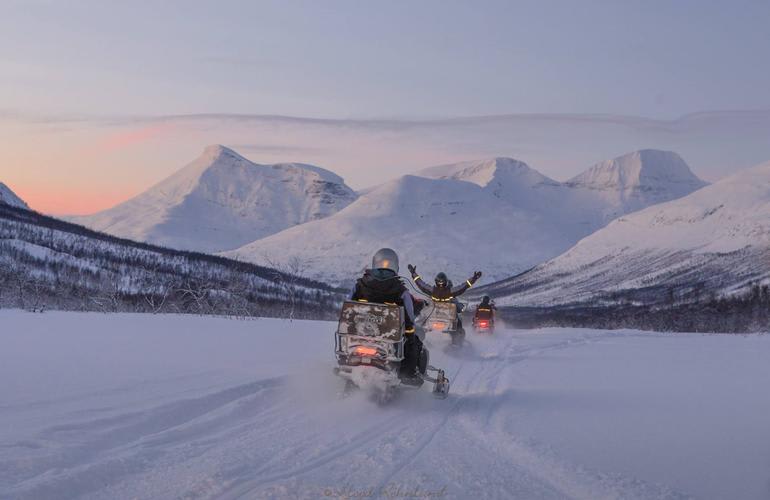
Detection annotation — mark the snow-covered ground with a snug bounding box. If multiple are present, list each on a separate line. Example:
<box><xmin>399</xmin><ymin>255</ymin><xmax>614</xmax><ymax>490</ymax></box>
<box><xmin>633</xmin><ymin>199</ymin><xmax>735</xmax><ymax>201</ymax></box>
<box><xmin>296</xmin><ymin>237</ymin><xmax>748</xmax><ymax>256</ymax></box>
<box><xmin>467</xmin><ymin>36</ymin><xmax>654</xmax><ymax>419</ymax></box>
<box><xmin>1</xmin><ymin>311</ymin><xmax>768</xmax><ymax>500</ymax></box>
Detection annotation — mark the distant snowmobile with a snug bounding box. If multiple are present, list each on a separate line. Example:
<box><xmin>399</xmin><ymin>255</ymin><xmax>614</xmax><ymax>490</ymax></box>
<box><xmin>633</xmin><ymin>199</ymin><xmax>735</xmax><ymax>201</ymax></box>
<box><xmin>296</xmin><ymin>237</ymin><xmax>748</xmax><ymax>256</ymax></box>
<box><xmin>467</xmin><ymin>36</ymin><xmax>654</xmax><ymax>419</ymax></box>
<box><xmin>472</xmin><ymin>297</ymin><xmax>496</xmax><ymax>334</ymax></box>
<box><xmin>334</xmin><ymin>300</ymin><xmax>450</xmax><ymax>403</ymax></box>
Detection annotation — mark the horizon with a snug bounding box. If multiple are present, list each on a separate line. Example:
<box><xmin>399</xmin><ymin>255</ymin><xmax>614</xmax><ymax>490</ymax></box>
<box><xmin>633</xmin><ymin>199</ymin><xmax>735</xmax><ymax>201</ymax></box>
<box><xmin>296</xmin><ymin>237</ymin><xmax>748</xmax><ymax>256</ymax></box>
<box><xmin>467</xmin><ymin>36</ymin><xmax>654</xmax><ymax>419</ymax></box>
<box><xmin>5</xmin><ymin>108</ymin><xmax>770</xmax><ymax>215</ymax></box>
<box><xmin>2</xmin><ymin>1</ymin><xmax>770</xmax><ymax>214</ymax></box>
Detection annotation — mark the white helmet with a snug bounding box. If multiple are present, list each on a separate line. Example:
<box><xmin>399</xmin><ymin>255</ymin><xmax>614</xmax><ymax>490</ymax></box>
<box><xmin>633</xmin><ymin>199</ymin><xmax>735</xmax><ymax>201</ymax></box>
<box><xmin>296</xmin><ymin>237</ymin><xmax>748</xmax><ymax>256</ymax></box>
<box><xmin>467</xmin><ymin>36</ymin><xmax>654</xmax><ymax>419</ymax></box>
<box><xmin>372</xmin><ymin>248</ymin><xmax>399</xmax><ymax>273</ymax></box>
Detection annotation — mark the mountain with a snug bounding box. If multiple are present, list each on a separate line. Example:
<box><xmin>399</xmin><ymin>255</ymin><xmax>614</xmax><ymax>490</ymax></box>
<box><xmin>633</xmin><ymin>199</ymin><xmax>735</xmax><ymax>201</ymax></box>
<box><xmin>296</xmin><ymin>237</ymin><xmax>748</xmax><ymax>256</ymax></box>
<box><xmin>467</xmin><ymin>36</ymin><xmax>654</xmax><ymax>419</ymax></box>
<box><xmin>70</xmin><ymin>145</ymin><xmax>357</xmax><ymax>253</ymax></box>
<box><xmin>0</xmin><ymin>182</ymin><xmax>28</xmax><ymax>209</ymax></box>
<box><xmin>418</xmin><ymin>157</ymin><xmax>565</xmax><ymax>215</ymax></box>
<box><xmin>226</xmin><ymin>172</ymin><xmax>577</xmax><ymax>286</ymax></box>
<box><xmin>0</xmin><ymin>203</ymin><xmax>343</xmax><ymax>317</ymax></box>
<box><xmin>226</xmin><ymin>152</ymin><xmax>707</xmax><ymax>286</ymax></box>
<box><xmin>564</xmin><ymin>149</ymin><xmax>708</xmax><ymax>224</ymax></box>
<box><xmin>480</xmin><ymin>159</ymin><xmax>770</xmax><ymax>311</ymax></box>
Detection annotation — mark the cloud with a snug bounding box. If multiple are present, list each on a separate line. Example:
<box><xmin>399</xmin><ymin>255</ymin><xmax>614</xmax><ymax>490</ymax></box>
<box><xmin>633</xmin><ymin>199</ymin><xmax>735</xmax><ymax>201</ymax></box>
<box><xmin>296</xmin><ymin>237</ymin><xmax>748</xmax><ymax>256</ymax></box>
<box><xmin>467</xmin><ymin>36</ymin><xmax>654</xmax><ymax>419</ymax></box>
<box><xmin>94</xmin><ymin>122</ymin><xmax>177</xmax><ymax>153</ymax></box>
<box><xmin>228</xmin><ymin>143</ymin><xmax>329</xmax><ymax>156</ymax></box>
<box><xmin>4</xmin><ymin>107</ymin><xmax>770</xmax><ymax>135</ymax></box>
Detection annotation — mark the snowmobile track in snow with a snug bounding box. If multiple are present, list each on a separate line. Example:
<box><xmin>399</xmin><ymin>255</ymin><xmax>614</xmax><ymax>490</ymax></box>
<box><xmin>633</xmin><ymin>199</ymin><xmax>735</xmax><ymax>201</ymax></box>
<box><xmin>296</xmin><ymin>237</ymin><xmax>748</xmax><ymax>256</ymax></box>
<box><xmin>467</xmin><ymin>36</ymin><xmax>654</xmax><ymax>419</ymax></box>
<box><xmin>1</xmin><ymin>314</ymin><xmax>708</xmax><ymax>500</ymax></box>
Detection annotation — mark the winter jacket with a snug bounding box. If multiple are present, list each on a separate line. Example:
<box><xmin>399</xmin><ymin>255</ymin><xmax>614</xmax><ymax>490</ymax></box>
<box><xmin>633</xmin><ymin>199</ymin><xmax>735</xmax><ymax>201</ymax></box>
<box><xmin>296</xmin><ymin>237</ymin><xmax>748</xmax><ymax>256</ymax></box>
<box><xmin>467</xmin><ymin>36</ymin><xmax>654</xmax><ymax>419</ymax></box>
<box><xmin>412</xmin><ymin>274</ymin><xmax>476</xmax><ymax>301</ymax></box>
<box><xmin>351</xmin><ymin>269</ymin><xmax>416</xmax><ymax>332</ymax></box>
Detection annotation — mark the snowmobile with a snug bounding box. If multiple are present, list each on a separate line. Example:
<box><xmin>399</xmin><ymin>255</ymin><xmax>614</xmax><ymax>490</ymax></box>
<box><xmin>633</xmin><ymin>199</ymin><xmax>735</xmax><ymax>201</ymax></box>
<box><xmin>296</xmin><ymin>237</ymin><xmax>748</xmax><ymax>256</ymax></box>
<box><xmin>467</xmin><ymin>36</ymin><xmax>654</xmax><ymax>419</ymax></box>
<box><xmin>424</xmin><ymin>301</ymin><xmax>459</xmax><ymax>333</ymax></box>
<box><xmin>334</xmin><ymin>300</ymin><xmax>450</xmax><ymax>403</ymax></box>
<box><xmin>472</xmin><ymin>306</ymin><xmax>495</xmax><ymax>334</ymax></box>
<box><xmin>419</xmin><ymin>301</ymin><xmax>467</xmax><ymax>347</ymax></box>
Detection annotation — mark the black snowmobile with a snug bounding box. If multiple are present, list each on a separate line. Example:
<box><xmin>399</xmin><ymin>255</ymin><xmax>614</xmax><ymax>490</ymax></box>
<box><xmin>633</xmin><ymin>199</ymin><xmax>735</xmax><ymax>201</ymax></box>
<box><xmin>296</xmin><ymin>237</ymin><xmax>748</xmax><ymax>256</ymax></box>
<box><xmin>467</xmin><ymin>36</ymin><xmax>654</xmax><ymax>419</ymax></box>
<box><xmin>334</xmin><ymin>300</ymin><xmax>450</xmax><ymax>403</ymax></box>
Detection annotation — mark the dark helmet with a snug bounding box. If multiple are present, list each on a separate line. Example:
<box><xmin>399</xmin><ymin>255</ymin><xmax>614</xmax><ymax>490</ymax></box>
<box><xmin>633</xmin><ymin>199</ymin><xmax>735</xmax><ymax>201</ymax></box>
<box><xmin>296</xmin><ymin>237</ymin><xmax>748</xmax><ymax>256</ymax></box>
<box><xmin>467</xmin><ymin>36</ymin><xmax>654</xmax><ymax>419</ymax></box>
<box><xmin>481</xmin><ymin>295</ymin><xmax>491</xmax><ymax>304</ymax></box>
<box><xmin>435</xmin><ymin>272</ymin><xmax>448</xmax><ymax>288</ymax></box>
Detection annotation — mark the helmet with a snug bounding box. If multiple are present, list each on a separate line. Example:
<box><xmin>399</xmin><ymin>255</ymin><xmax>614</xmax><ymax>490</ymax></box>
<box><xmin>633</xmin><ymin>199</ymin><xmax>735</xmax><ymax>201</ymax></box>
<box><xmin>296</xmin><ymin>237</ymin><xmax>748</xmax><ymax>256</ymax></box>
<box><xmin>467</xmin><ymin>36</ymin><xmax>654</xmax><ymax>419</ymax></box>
<box><xmin>372</xmin><ymin>248</ymin><xmax>399</xmax><ymax>273</ymax></box>
<box><xmin>481</xmin><ymin>295</ymin><xmax>491</xmax><ymax>303</ymax></box>
<box><xmin>435</xmin><ymin>272</ymin><xmax>448</xmax><ymax>288</ymax></box>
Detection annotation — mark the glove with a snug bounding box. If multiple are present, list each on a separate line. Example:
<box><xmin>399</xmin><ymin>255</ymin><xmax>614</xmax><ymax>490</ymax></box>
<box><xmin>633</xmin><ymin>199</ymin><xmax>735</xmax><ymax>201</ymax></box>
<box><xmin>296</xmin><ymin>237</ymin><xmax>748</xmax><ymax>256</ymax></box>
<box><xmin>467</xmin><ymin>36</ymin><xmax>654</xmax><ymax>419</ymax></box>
<box><xmin>470</xmin><ymin>271</ymin><xmax>482</xmax><ymax>284</ymax></box>
<box><xmin>407</xmin><ymin>264</ymin><xmax>417</xmax><ymax>277</ymax></box>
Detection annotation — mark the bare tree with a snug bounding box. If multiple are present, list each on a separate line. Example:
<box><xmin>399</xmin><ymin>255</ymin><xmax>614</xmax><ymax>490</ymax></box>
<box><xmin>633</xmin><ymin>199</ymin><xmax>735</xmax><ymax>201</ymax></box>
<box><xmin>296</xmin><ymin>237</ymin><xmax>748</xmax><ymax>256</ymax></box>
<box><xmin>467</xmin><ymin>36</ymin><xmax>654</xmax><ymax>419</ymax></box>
<box><xmin>262</xmin><ymin>253</ymin><xmax>306</xmax><ymax>321</ymax></box>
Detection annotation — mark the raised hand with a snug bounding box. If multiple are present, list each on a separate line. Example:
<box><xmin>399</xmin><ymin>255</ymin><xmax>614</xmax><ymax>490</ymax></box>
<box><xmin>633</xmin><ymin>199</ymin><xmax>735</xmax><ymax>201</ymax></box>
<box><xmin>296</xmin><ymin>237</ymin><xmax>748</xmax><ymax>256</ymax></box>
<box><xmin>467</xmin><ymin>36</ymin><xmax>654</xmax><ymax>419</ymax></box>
<box><xmin>471</xmin><ymin>271</ymin><xmax>482</xmax><ymax>283</ymax></box>
<box><xmin>408</xmin><ymin>264</ymin><xmax>417</xmax><ymax>276</ymax></box>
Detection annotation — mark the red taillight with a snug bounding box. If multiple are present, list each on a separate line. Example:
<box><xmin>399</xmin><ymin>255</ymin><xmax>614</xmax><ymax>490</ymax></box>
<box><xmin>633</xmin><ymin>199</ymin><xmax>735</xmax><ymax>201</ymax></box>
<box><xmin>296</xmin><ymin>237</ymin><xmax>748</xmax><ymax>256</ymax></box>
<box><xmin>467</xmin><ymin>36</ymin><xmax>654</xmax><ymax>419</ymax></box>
<box><xmin>353</xmin><ymin>346</ymin><xmax>378</xmax><ymax>357</ymax></box>
<box><xmin>478</xmin><ymin>321</ymin><xmax>489</xmax><ymax>328</ymax></box>
<box><xmin>433</xmin><ymin>322</ymin><xmax>447</xmax><ymax>330</ymax></box>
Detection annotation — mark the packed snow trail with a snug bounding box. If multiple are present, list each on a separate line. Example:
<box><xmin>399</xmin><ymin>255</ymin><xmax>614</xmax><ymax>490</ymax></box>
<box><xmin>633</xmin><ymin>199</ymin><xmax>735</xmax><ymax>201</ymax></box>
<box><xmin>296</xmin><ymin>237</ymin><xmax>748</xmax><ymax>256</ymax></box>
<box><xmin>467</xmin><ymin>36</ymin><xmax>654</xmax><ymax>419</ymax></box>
<box><xmin>1</xmin><ymin>312</ymin><xmax>769</xmax><ymax>499</ymax></box>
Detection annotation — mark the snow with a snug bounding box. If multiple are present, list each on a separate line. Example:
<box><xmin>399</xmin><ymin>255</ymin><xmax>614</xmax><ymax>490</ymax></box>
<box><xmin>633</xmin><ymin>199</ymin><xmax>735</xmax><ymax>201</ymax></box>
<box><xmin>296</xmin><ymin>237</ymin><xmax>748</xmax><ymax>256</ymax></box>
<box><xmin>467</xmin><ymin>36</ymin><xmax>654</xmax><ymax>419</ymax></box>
<box><xmin>0</xmin><ymin>182</ymin><xmax>28</xmax><ymax>209</ymax></box>
<box><xmin>2</xmin><ymin>310</ymin><xmax>769</xmax><ymax>499</ymax></box>
<box><xmin>227</xmin><ymin>152</ymin><xmax>705</xmax><ymax>286</ymax></box>
<box><xmin>488</xmin><ymin>159</ymin><xmax>770</xmax><ymax>307</ymax></box>
<box><xmin>69</xmin><ymin>145</ymin><xmax>358</xmax><ymax>253</ymax></box>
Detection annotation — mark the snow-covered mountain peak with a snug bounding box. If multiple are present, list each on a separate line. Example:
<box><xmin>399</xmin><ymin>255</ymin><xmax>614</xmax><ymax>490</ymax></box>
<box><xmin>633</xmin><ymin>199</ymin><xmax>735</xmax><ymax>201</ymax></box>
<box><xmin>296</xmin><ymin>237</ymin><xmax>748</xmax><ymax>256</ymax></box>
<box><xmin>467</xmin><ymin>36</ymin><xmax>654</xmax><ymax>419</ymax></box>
<box><xmin>562</xmin><ymin>149</ymin><xmax>707</xmax><ymax>217</ymax></box>
<box><xmin>568</xmin><ymin>149</ymin><xmax>706</xmax><ymax>192</ymax></box>
<box><xmin>191</xmin><ymin>145</ymin><xmax>347</xmax><ymax>186</ymax></box>
<box><xmin>0</xmin><ymin>182</ymin><xmax>28</xmax><ymax>209</ymax></box>
<box><xmin>419</xmin><ymin>157</ymin><xmax>553</xmax><ymax>188</ymax></box>
<box><xmin>70</xmin><ymin>146</ymin><xmax>358</xmax><ymax>253</ymax></box>
<box><xmin>202</xmin><ymin>143</ymin><xmax>247</xmax><ymax>161</ymax></box>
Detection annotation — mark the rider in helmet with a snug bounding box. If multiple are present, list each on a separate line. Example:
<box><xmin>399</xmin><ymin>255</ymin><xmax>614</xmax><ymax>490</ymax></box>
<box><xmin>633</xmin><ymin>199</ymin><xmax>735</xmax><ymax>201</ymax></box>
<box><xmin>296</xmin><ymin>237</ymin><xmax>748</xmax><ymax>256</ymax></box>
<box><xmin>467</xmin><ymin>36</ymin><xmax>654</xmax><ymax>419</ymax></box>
<box><xmin>474</xmin><ymin>295</ymin><xmax>496</xmax><ymax>327</ymax></box>
<box><xmin>407</xmin><ymin>265</ymin><xmax>482</xmax><ymax>345</ymax></box>
<box><xmin>351</xmin><ymin>248</ymin><xmax>424</xmax><ymax>386</ymax></box>
<box><xmin>478</xmin><ymin>295</ymin><xmax>496</xmax><ymax>310</ymax></box>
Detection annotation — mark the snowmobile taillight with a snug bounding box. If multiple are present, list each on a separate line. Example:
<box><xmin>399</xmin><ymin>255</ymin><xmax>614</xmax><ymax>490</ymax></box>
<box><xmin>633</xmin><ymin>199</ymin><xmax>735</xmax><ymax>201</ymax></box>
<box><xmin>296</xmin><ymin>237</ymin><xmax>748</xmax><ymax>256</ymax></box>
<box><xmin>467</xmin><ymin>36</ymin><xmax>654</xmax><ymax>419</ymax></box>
<box><xmin>353</xmin><ymin>346</ymin><xmax>378</xmax><ymax>357</ymax></box>
<box><xmin>478</xmin><ymin>320</ymin><xmax>489</xmax><ymax>328</ymax></box>
<box><xmin>432</xmin><ymin>321</ymin><xmax>447</xmax><ymax>330</ymax></box>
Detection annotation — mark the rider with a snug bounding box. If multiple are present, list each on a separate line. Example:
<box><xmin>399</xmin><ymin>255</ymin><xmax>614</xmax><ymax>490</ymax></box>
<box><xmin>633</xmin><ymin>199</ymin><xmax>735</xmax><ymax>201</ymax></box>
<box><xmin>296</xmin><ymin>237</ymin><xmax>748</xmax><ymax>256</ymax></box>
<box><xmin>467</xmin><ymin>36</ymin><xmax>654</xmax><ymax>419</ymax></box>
<box><xmin>407</xmin><ymin>265</ymin><xmax>482</xmax><ymax>344</ymax></box>
<box><xmin>477</xmin><ymin>295</ymin><xmax>496</xmax><ymax>311</ymax></box>
<box><xmin>474</xmin><ymin>295</ymin><xmax>496</xmax><ymax>325</ymax></box>
<box><xmin>351</xmin><ymin>248</ymin><xmax>424</xmax><ymax>386</ymax></box>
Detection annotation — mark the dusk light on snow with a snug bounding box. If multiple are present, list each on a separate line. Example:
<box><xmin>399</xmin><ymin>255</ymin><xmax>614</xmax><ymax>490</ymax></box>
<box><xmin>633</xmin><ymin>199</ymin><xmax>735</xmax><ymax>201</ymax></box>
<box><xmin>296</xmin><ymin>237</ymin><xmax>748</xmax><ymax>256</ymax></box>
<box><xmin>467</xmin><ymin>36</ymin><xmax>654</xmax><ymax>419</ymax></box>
<box><xmin>2</xmin><ymin>2</ymin><xmax>770</xmax><ymax>499</ymax></box>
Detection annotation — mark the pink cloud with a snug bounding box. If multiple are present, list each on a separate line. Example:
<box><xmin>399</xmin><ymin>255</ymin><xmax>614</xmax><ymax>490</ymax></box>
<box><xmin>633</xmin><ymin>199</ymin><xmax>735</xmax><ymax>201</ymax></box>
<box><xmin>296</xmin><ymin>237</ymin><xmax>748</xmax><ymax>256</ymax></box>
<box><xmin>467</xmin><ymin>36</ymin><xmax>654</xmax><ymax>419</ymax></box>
<box><xmin>94</xmin><ymin>122</ymin><xmax>176</xmax><ymax>153</ymax></box>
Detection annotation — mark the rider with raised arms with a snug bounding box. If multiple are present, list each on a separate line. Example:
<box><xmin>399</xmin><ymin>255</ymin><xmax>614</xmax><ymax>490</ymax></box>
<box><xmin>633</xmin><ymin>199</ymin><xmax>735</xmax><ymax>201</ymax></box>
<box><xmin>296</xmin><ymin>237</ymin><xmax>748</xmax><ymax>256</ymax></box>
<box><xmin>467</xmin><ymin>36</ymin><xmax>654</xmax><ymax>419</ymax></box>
<box><xmin>407</xmin><ymin>265</ymin><xmax>482</xmax><ymax>345</ymax></box>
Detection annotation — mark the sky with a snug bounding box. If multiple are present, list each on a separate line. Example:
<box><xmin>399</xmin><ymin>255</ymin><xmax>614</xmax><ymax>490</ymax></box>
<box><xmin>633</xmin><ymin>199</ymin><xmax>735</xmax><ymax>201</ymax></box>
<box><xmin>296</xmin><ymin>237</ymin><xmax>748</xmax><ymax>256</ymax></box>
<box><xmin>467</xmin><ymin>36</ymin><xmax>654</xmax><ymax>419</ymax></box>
<box><xmin>2</xmin><ymin>0</ymin><xmax>770</xmax><ymax>214</ymax></box>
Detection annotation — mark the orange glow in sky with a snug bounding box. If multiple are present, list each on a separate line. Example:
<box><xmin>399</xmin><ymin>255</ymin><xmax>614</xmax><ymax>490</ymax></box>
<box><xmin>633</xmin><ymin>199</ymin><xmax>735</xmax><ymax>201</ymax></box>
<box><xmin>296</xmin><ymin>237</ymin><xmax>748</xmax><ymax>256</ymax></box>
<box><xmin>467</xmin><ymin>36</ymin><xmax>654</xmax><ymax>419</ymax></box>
<box><xmin>15</xmin><ymin>184</ymin><xmax>137</xmax><ymax>216</ymax></box>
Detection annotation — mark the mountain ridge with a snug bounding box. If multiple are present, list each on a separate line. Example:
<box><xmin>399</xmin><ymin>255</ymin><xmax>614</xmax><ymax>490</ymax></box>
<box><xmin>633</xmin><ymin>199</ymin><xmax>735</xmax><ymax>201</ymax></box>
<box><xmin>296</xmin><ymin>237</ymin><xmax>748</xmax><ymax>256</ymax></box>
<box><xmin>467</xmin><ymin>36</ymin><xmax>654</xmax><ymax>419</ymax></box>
<box><xmin>226</xmin><ymin>150</ymin><xmax>707</xmax><ymax>285</ymax></box>
<box><xmin>478</xmin><ymin>158</ymin><xmax>770</xmax><ymax>309</ymax></box>
<box><xmin>70</xmin><ymin>145</ymin><xmax>358</xmax><ymax>253</ymax></box>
